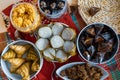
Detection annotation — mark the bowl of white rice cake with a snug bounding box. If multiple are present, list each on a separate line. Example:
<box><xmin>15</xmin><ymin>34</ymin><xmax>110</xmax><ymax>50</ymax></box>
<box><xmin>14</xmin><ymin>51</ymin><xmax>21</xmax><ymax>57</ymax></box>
<box><xmin>35</xmin><ymin>22</ymin><xmax>77</xmax><ymax>62</ymax></box>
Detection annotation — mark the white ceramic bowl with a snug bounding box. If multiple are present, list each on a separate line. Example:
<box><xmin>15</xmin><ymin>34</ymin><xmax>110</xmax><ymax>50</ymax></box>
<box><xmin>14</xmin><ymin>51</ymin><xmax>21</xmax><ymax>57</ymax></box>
<box><xmin>56</xmin><ymin>62</ymin><xmax>109</xmax><ymax>80</ymax></box>
<box><xmin>1</xmin><ymin>40</ymin><xmax>43</xmax><ymax>80</ymax></box>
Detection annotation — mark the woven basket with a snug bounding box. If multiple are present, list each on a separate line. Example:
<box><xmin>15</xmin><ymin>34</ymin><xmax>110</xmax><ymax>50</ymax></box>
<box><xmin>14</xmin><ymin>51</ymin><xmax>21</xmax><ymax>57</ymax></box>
<box><xmin>78</xmin><ymin>0</ymin><xmax>120</xmax><ymax>34</ymax></box>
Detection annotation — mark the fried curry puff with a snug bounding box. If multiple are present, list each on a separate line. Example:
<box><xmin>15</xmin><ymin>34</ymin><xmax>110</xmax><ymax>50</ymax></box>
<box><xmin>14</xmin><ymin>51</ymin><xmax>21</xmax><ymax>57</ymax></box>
<box><xmin>2</xmin><ymin>44</ymin><xmax>40</xmax><ymax>80</ymax></box>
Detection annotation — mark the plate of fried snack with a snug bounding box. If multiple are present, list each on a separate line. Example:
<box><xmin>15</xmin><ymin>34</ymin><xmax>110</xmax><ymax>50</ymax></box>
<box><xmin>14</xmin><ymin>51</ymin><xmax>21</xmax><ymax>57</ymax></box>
<box><xmin>56</xmin><ymin>62</ymin><xmax>109</xmax><ymax>80</ymax></box>
<box><xmin>35</xmin><ymin>22</ymin><xmax>77</xmax><ymax>63</ymax></box>
<box><xmin>10</xmin><ymin>2</ymin><xmax>42</xmax><ymax>33</ymax></box>
<box><xmin>1</xmin><ymin>40</ymin><xmax>43</xmax><ymax>80</ymax></box>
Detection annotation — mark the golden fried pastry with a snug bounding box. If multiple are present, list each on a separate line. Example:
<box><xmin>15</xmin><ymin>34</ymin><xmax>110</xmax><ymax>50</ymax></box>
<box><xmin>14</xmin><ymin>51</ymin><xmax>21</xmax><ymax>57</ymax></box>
<box><xmin>31</xmin><ymin>59</ymin><xmax>40</xmax><ymax>72</ymax></box>
<box><xmin>2</xmin><ymin>43</ymin><xmax>41</xmax><ymax>80</ymax></box>
<box><xmin>9</xmin><ymin>44</ymin><xmax>31</xmax><ymax>57</ymax></box>
<box><xmin>2</xmin><ymin>49</ymin><xmax>16</xmax><ymax>60</ymax></box>
<box><xmin>12</xmin><ymin>3</ymin><xmax>36</xmax><ymax>28</ymax></box>
<box><xmin>26</xmin><ymin>47</ymin><xmax>39</xmax><ymax>61</ymax></box>
<box><xmin>16</xmin><ymin>62</ymin><xmax>31</xmax><ymax>80</ymax></box>
<box><xmin>11</xmin><ymin>3</ymin><xmax>41</xmax><ymax>33</ymax></box>
<box><xmin>7</xmin><ymin>58</ymin><xmax>25</xmax><ymax>73</ymax></box>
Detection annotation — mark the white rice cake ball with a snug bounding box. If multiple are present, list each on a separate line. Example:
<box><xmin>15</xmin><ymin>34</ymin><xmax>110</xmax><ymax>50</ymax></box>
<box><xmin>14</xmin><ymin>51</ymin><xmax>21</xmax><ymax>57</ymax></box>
<box><xmin>38</xmin><ymin>27</ymin><xmax>52</xmax><ymax>38</ymax></box>
<box><xmin>35</xmin><ymin>38</ymin><xmax>49</xmax><ymax>51</ymax></box>
<box><xmin>55</xmin><ymin>50</ymin><xmax>67</xmax><ymax>62</ymax></box>
<box><xmin>43</xmin><ymin>48</ymin><xmax>56</xmax><ymax>60</ymax></box>
<box><xmin>52</xmin><ymin>23</ymin><xmax>64</xmax><ymax>35</ymax></box>
<box><xmin>63</xmin><ymin>41</ymin><xmax>75</xmax><ymax>52</ymax></box>
<box><xmin>47</xmin><ymin>22</ymin><xmax>53</xmax><ymax>27</ymax></box>
<box><xmin>62</xmin><ymin>28</ymin><xmax>76</xmax><ymax>40</ymax></box>
<box><xmin>50</xmin><ymin>36</ymin><xmax>64</xmax><ymax>48</ymax></box>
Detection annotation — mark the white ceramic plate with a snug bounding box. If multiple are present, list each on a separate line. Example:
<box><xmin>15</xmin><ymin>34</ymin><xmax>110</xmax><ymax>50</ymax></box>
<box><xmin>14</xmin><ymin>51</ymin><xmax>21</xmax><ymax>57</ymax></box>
<box><xmin>56</xmin><ymin>62</ymin><xmax>109</xmax><ymax>80</ymax></box>
<box><xmin>1</xmin><ymin>40</ymin><xmax>43</xmax><ymax>80</ymax></box>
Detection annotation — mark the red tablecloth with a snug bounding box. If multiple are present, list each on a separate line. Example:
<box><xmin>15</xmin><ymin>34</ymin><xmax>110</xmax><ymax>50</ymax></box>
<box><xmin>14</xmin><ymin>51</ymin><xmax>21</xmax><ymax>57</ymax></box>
<box><xmin>1</xmin><ymin>0</ymin><xmax>120</xmax><ymax>80</ymax></box>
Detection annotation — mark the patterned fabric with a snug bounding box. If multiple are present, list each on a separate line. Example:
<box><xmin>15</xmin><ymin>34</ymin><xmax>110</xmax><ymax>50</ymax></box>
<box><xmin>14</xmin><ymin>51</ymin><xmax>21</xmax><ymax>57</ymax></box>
<box><xmin>0</xmin><ymin>0</ymin><xmax>120</xmax><ymax>80</ymax></box>
<box><xmin>0</xmin><ymin>33</ymin><xmax>8</xmax><ymax>53</ymax></box>
<box><xmin>0</xmin><ymin>67</ymin><xmax>8</xmax><ymax>80</ymax></box>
